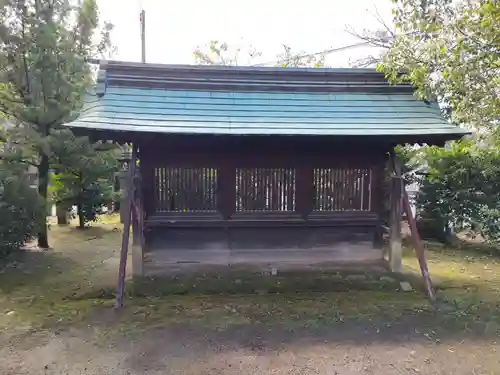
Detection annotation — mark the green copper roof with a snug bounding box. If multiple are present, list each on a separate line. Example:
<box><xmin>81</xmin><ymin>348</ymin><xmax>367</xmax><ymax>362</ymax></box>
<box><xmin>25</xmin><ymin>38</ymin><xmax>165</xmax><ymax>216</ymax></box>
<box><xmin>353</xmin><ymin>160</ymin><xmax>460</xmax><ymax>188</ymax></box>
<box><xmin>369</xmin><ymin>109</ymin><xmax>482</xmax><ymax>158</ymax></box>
<box><xmin>65</xmin><ymin>61</ymin><xmax>468</xmax><ymax>141</ymax></box>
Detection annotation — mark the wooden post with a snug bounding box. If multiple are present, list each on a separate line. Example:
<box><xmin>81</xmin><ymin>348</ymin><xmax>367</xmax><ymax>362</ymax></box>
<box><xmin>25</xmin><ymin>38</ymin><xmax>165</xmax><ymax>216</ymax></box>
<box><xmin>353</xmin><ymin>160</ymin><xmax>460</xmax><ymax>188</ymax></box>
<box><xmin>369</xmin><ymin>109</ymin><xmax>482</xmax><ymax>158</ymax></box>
<box><xmin>389</xmin><ymin>152</ymin><xmax>403</xmax><ymax>272</ymax></box>
<box><xmin>371</xmin><ymin>159</ymin><xmax>385</xmax><ymax>249</ymax></box>
<box><xmin>296</xmin><ymin>165</ymin><xmax>313</xmax><ymax>218</ymax></box>
<box><xmin>402</xmin><ymin>189</ymin><xmax>435</xmax><ymax>301</ymax></box>
<box><xmin>132</xmin><ymin>165</ymin><xmax>144</xmax><ymax>278</ymax></box>
<box><xmin>115</xmin><ymin>143</ymin><xmax>137</xmax><ymax>308</ymax></box>
<box><xmin>219</xmin><ymin>163</ymin><xmax>235</xmax><ymax>219</ymax></box>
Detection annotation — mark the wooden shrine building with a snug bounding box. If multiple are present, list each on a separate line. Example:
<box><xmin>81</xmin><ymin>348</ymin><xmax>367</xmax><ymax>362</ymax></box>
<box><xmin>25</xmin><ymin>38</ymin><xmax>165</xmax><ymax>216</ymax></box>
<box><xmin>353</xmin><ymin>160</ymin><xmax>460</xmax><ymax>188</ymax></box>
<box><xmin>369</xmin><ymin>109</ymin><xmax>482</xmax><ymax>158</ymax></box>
<box><xmin>65</xmin><ymin>61</ymin><xmax>467</xmax><ymax>281</ymax></box>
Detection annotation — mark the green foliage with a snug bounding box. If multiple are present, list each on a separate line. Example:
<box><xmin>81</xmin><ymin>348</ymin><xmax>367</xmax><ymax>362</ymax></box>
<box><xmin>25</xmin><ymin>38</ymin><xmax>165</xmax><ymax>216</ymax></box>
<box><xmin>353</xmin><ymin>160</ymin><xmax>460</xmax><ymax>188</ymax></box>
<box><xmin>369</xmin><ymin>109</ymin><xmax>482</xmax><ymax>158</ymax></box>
<box><xmin>416</xmin><ymin>141</ymin><xmax>500</xmax><ymax>242</ymax></box>
<box><xmin>193</xmin><ymin>41</ymin><xmax>325</xmax><ymax>67</ymax></box>
<box><xmin>378</xmin><ymin>0</ymin><xmax>499</xmax><ymax>129</ymax></box>
<box><xmin>0</xmin><ymin>130</ymin><xmax>43</xmax><ymax>257</ymax></box>
<box><xmin>379</xmin><ymin>0</ymin><xmax>500</xmax><ymax>240</ymax></box>
<box><xmin>50</xmin><ymin>131</ymin><xmax>119</xmax><ymax>228</ymax></box>
<box><xmin>193</xmin><ymin>40</ymin><xmax>262</xmax><ymax>66</ymax></box>
<box><xmin>0</xmin><ymin>0</ymin><xmax>113</xmax><ymax>247</ymax></box>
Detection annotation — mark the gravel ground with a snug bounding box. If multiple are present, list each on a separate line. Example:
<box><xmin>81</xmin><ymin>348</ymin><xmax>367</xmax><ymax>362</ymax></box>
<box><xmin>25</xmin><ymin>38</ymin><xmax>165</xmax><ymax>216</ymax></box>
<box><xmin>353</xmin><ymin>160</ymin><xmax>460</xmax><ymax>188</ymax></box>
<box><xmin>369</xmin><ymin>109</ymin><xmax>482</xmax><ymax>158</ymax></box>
<box><xmin>1</xmin><ymin>321</ymin><xmax>499</xmax><ymax>375</ymax></box>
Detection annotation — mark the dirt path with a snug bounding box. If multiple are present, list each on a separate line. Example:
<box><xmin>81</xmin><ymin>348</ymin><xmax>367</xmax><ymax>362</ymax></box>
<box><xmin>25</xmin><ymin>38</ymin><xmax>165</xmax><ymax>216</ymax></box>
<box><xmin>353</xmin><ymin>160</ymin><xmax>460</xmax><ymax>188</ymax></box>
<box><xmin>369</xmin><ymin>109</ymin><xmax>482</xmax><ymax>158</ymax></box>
<box><xmin>1</xmin><ymin>321</ymin><xmax>499</xmax><ymax>375</ymax></box>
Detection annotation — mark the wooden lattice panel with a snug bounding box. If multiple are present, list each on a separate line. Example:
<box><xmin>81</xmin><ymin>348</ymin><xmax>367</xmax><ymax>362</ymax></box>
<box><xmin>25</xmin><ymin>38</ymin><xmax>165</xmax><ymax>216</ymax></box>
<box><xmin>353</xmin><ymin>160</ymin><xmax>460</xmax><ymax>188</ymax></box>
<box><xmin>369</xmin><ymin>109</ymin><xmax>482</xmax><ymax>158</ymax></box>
<box><xmin>313</xmin><ymin>168</ymin><xmax>371</xmax><ymax>211</ymax></box>
<box><xmin>154</xmin><ymin>167</ymin><xmax>218</xmax><ymax>212</ymax></box>
<box><xmin>235</xmin><ymin>168</ymin><xmax>296</xmax><ymax>212</ymax></box>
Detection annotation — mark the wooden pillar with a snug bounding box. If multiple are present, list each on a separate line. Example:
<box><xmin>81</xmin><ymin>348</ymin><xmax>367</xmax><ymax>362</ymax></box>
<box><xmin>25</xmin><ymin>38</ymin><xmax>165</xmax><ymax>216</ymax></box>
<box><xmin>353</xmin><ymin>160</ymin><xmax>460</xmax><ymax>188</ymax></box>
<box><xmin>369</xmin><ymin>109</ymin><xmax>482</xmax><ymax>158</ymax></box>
<box><xmin>389</xmin><ymin>152</ymin><xmax>403</xmax><ymax>272</ymax></box>
<box><xmin>218</xmin><ymin>163</ymin><xmax>235</xmax><ymax>219</ymax></box>
<box><xmin>296</xmin><ymin>165</ymin><xmax>313</xmax><ymax>218</ymax></box>
<box><xmin>371</xmin><ymin>158</ymin><xmax>385</xmax><ymax>248</ymax></box>
<box><xmin>132</xmin><ymin>164</ymin><xmax>144</xmax><ymax>278</ymax></box>
<box><xmin>115</xmin><ymin>143</ymin><xmax>137</xmax><ymax>308</ymax></box>
<box><xmin>141</xmin><ymin>161</ymin><xmax>155</xmax><ymax>218</ymax></box>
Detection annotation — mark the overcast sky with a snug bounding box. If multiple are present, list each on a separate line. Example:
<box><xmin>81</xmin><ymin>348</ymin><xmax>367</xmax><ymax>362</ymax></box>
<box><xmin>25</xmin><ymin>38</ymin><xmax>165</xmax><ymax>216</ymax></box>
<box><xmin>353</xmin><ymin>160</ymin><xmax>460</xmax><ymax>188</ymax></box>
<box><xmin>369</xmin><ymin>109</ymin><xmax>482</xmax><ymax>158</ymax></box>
<box><xmin>97</xmin><ymin>0</ymin><xmax>394</xmax><ymax>67</ymax></box>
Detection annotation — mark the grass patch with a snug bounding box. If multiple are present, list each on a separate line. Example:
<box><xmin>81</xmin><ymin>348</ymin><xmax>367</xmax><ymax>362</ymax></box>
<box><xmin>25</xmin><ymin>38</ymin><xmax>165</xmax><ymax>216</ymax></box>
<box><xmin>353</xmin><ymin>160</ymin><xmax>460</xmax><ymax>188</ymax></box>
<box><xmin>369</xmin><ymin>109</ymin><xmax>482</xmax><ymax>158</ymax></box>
<box><xmin>1</xmin><ymin>216</ymin><xmax>500</xmax><ymax>338</ymax></box>
<box><xmin>0</xmin><ymin>215</ymin><xmax>122</xmax><ymax>330</ymax></box>
<box><xmin>131</xmin><ymin>270</ymin><xmax>405</xmax><ymax>296</ymax></box>
<box><xmin>106</xmin><ymin>291</ymin><xmax>431</xmax><ymax>336</ymax></box>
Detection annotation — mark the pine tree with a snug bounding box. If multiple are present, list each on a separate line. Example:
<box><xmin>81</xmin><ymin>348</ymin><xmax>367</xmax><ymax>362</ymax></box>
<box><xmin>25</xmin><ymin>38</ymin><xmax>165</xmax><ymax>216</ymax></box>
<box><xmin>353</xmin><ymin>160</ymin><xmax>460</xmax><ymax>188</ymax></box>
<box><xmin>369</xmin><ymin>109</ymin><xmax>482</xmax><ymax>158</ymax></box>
<box><xmin>0</xmin><ymin>0</ymin><xmax>113</xmax><ymax>247</ymax></box>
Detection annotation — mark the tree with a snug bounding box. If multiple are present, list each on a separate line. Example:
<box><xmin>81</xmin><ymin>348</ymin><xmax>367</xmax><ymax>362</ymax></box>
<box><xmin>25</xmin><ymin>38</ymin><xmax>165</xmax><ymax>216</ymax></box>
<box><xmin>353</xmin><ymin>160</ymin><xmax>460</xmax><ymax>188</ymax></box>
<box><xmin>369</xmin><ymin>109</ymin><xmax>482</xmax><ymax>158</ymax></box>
<box><xmin>275</xmin><ymin>45</ymin><xmax>325</xmax><ymax>68</ymax></box>
<box><xmin>193</xmin><ymin>40</ymin><xmax>262</xmax><ymax>66</ymax></box>
<box><xmin>194</xmin><ymin>40</ymin><xmax>326</xmax><ymax>67</ymax></box>
<box><xmin>50</xmin><ymin>131</ymin><xmax>119</xmax><ymax>229</ymax></box>
<box><xmin>0</xmin><ymin>0</ymin><xmax>113</xmax><ymax>247</ymax></box>
<box><xmin>413</xmin><ymin>141</ymin><xmax>500</xmax><ymax>242</ymax></box>
<box><xmin>345</xmin><ymin>7</ymin><xmax>398</xmax><ymax>68</ymax></box>
<box><xmin>378</xmin><ymin>0</ymin><xmax>499</xmax><ymax>129</ymax></box>
<box><xmin>0</xmin><ymin>126</ymin><xmax>43</xmax><ymax>257</ymax></box>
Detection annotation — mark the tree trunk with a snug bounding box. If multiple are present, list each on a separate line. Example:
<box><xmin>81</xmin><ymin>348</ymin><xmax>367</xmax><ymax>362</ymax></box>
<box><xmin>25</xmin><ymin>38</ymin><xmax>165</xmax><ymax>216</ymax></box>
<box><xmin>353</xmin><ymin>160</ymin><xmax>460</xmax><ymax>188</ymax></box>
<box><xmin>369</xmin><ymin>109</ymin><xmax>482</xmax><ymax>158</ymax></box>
<box><xmin>77</xmin><ymin>203</ymin><xmax>85</xmax><ymax>229</ymax></box>
<box><xmin>37</xmin><ymin>152</ymin><xmax>50</xmax><ymax>248</ymax></box>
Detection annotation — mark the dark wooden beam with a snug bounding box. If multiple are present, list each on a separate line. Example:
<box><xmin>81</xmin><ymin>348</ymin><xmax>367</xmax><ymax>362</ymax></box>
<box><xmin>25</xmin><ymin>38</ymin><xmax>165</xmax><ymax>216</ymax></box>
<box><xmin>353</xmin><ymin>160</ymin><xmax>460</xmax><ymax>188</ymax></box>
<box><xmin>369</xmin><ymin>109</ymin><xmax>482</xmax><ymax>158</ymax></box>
<box><xmin>371</xmin><ymin>156</ymin><xmax>386</xmax><ymax>248</ymax></box>
<box><xmin>389</xmin><ymin>150</ymin><xmax>403</xmax><ymax>272</ymax></box>
<box><xmin>115</xmin><ymin>143</ymin><xmax>138</xmax><ymax>308</ymax></box>
<box><xmin>296</xmin><ymin>165</ymin><xmax>313</xmax><ymax>218</ymax></box>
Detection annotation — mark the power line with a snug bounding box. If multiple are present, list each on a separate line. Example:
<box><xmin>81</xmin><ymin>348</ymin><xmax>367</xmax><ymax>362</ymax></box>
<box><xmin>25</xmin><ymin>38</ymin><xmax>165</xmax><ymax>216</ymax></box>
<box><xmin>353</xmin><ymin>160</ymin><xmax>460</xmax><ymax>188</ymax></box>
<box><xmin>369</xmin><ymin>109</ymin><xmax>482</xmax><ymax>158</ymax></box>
<box><xmin>250</xmin><ymin>41</ymin><xmax>375</xmax><ymax>67</ymax></box>
<box><xmin>251</xmin><ymin>31</ymin><xmax>421</xmax><ymax>67</ymax></box>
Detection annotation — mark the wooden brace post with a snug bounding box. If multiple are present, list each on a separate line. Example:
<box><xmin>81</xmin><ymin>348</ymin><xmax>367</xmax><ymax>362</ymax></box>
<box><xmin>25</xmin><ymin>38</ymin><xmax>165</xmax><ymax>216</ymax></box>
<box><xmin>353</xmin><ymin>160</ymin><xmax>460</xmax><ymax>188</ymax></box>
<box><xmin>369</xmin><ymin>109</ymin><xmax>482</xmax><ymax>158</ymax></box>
<box><xmin>402</xmin><ymin>188</ymin><xmax>435</xmax><ymax>301</ymax></box>
<box><xmin>389</xmin><ymin>150</ymin><xmax>435</xmax><ymax>301</ymax></box>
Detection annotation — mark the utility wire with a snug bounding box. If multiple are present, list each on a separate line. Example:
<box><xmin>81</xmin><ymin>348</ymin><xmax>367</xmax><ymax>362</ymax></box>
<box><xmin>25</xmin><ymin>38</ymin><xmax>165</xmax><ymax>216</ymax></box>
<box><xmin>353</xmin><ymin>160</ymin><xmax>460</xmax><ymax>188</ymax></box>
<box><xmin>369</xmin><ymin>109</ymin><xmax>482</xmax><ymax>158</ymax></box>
<box><xmin>253</xmin><ymin>31</ymin><xmax>421</xmax><ymax>67</ymax></box>
<box><xmin>250</xmin><ymin>40</ymin><xmax>376</xmax><ymax>67</ymax></box>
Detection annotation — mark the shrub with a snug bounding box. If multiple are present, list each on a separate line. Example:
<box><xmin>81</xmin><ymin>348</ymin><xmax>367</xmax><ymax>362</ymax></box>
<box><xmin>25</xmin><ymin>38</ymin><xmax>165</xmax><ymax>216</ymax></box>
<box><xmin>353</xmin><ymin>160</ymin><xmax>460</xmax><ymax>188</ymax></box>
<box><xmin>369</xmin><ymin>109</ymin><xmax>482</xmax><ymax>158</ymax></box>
<box><xmin>0</xmin><ymin>164</ymin><xmax>43</xmax><ymax>257</ymax></box>
<box><xmin>416</xmin><ymin>141</ymin><xmax>500</xmax><ymax>243</ymax></box>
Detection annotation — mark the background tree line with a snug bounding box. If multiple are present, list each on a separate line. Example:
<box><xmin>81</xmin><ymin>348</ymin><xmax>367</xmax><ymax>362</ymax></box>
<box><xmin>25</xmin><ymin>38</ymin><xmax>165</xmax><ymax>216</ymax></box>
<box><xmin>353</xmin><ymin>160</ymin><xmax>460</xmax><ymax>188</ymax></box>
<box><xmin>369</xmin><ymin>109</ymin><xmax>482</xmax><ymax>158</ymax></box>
<box><xmin>377</xmin><ymin>0</ymin><xmax>500</xmax><ymax>243</ymax></box>
<box><xmin>0</xmin><ymin>0</ymin><xmax>120</xmax><ymax>256</ymax></box>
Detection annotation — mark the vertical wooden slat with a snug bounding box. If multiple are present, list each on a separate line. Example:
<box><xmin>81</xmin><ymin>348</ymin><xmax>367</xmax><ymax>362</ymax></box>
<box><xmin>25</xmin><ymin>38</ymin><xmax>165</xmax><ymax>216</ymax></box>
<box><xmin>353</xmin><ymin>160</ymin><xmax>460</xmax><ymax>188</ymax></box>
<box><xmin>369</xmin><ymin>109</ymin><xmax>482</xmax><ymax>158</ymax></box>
<box><xmin>312</xmin><ymin>169</ymin><xmax>317</xmax><ymax>210</ymax></box>
<box><xmin>329</xmin><ymin>169</ymin><xmax>333</xmax><ymax>211</ymax></box>
<box><xmin>278</xmin><ymin>169</ymin><xmax>282</xmax><ymax>211</ymax></box>
<box><xmin>206</xmin><ymin>168</ymin><xmax>210</xmax><ymax>211</ymax></box>
<box><xmin>161</xmin><ymin>167</ymin><xmax>166</xmax><ymax>211</ymax></box>
<box><xmin>211</xmin><ymin>168</ymin><xmax>215</xmax><ymax>210</ymax></box>
<box><xmin>350</xmin><ymin>168</ymin><xmax>354</xmax><ymax>209</ymax></box>
<box><xmin>319</xmin><ymin>169</ymin><xmax>323</xmax><ymax>210</ymax></box>
<box><xmin>344</xmin><ymin>168</ymin><xmax>349</xmax><ymax>211</ymax></box>
<box><xmin>236</xmin><ymin>169</ymin><xmax>239</xmax><ymax>211</ymax></box>
<box><xmin>156</xmin><ymin>167</ymin><xmax>161</xmax><ymax>211</ymax></box>
<box><xmin>154</xmin><ymin>168</ymin><xmax>159</xmax><ymax>211</ymax></box>
<box><xmin>204</xmin><ymin>168</ymin><xmax>208</xmax><ymax>210</ymax></box>
<box><xmin>361</xmin><ymin>168</ymin><xmax>366</xmax><ymax>210</ymax></box>
<box><xmin>168</xmin><ymin>167</ymin><xmax>173</xmax><ymax>211</ymax></box>
<box><xmin>332</xmin><ymin>169</ymin><xmax>337</xmax><ymax>211</ymax></box>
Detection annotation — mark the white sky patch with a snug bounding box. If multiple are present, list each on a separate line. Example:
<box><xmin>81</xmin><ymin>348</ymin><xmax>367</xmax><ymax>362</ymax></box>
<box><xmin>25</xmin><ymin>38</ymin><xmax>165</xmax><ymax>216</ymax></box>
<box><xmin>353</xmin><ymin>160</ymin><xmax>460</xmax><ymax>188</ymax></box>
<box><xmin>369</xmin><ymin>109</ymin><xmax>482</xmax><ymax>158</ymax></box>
<box><xmin>97</xmin><ymin>0</ymin><xmax>394</xmax><ymax>66</ymax></box>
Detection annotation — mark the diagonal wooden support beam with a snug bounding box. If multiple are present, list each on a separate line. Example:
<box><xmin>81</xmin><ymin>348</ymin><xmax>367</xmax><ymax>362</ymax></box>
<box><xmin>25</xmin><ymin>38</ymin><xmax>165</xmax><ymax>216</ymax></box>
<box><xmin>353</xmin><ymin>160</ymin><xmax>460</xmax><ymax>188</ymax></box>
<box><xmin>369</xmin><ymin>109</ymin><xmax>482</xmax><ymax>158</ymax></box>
<box><xmin>115</xmin><ymin>143</ymin><xmax>138</xmax><ymax>308</ymax></box>
<box><xmin>402</xmin><ymin>188</ymin><xmax>435</xmax><ymax>301</ymax></box>
<box><xmin>389</xmin><ymin>150</ymin><xmax>435</xmax><ymax>301</ymax></box>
